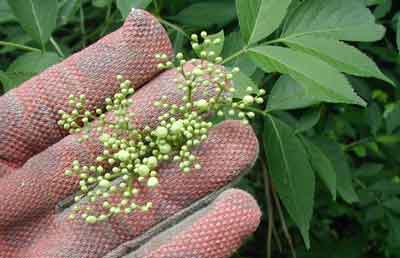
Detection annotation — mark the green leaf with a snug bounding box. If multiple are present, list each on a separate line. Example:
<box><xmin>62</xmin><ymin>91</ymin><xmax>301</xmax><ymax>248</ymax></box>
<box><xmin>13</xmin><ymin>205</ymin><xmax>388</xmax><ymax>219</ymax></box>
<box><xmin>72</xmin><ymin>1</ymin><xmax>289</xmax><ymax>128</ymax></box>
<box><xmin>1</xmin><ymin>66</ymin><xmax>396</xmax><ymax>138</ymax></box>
<box><xmin>301</xmin><ymin>136</ymin><xmax>336</xmax><ymax>200</ymax></box>
<box><xmin>397</xmin><ymin>16</ymin><xmax>400</xmax><ymax>53</ymax></box>
<box><xmin>116</xmin><ymin>0</ymin><xmax>152</xmax><ymax>19</ymax></box>
<box><xmin>171</xmin><ymin>0</ymin><xmax>236</xmax><ymax>29</ymax></box>
<box><xmin>0</xmin><ymin>27</ymin><xmax>32</xmax><ymax>54</ymax></box>
<box><xmin>365</xmin><ymin>102</ymin><xmax>382</xmax><ymax>135</ymax></box>
<box><xmin>376</xmin><ymin>135</ymin><xmax>400</xmax><ymax>145</ymax></box>
<box><xmin>282</xmin><ymin>36</ymin><xmax>393</xmax><ymax>85</ymax></box>
<box><xmin>0</xmin><ymin>0</ymin><xmax>15</xmax><ymax>24</ymax></box>
<box><xmin>172</xmin><ymin>31</ymin><xmax>186</xmax><ymax>54</ymax></box>
<box><xmin>281</xmin><ymin>0</ymin><xmax>385</xmax><ymax>42</ymax></box>
<box><xmin>5</xmin><ymin>52</ymin><xmax>62</xmax><ymax>90</ymax></box>
<box><xmin>194</xmin><ymin>30</ymin><xmax>225</xmax><ymax>58</ymax></box>
<box><xmin>7</xmin><ymin>0</ymin><xmax>57</xmax><ymax>47</ymax></box>
<box><xmin>384</xmin><ymin>103</ymin><xmax>400</xmax><ymax>134</ymax></box>
<box><xmin>373</xmin><ymin>0</ymin><xmax>391</xmax><ymax>19</ymax></box>
<box><xmin>295</xmin><ymin>108</ymin><xmax>321</xmax><ymax>134</ymax></box>
<box><xmin>236</xmin><ymin>0</ymin><xmax>292</xmax><ymax>44</ymax></box>
<box><xmin>267</xmin><ymin>75</ymin><xmax>319</xmax><ymax>111</ymax></box>
<box><xmin>312</xmin><ymin>137</ymin><xmax>359</xmax><ymax>203</ymax></box>
<box><xmin>264</xmin><ymin>115</ymin><xmax>315</xmax><ymax>248</ymax></box>
<box><xmin>387</xmin><ymin>213</ymin><xmax>400</xmax><ymax>248</ymax></box>
<box><xmin>384</xmin><ymin>198</ymin><xmax>400</xmax><ymax>214</ymax></box>
<box><xmin>369</xmin><ymin>180</ymin><xmax>400</xmax><ymax>194</ymax></box>
<box><xmin>249</xmin><ymin>46</ymin><xmax>366</xmax><ymax>106</ymax></box>
<box><xmin>232</xmin><ymin>71</ymin><xmax>258</xmax><ymax>98</ymax></box>
<box><xmin>365</xmin><ymin>0</ymin><xmax>386</xmax><ymax>5</ymax></box>
<box><xmin>0</xmin><ymin>70</ymin><xmax>13</xmax><ymax>91</ymax></box>
<box><xmin>92</xmin><ymin>0</ymin><xmax>112</xmax><ymax>8</ymax></box>
<box><xmin>354</xmin><ymin>162</ymin><xmax>383</xmax><ymax>178</ymax></box>
<box><xmin>222</xmin><ymin>31</ymin><xmax>256</xmax><ymax>76</ymax></box>
<box><xmin>58</xmin><ymin>0</ymin><xmax>80</xmax><ymax>25</ymax></box>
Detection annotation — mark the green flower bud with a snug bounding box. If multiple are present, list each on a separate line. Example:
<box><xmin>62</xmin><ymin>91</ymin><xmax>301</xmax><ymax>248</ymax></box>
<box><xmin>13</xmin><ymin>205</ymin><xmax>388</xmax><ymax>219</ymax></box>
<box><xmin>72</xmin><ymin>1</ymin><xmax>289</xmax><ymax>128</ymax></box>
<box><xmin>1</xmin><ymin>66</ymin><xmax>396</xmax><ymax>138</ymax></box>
<box><xmin>146</xmin><ymin>156</ymin><xmax>158</xmax><ymax>168</ymax></box>
<box><xmin>99</xmin><ymin>179</ymin><xmax>111</xmax><ymax>188</ymax></box>
<box><xmin>137</xmin><ymin>164</ymin><xmax>150</xmax><ymax>177</ymax></box>
<box><xmin>85</xmin><ymin>216</ymin><xmax>97</xmax><ymax>224</ymax></box>
<box><xmin>170</xmin><ymin>120</ymin><xmax>184</xmax><ymax>134</ymax></box>
<box><xmin>243</xmin><ymin>95</ymin><xmax>254</xmax><ymax>105</ymax></box>
<box><xmin>193</xmin><ymin>68</ymin><xmax>204</xmax><ymax>76</ymax></box>
<box><xmin>115</xmin><ymin>150</ymin><xmax>130</xmax><ymax>161</ymax></box>
<box><xmin>154</xmin><ymin>126</ymin><xmax>168</xmax><ymax>138</ymax></box>
<box><xmin>147</xmin><ymin>177</ymin><xmax>159</xmax><ymax>188</ymax></box>
<box><xmin>194</xmin><ymin>99</ymin><xmax>208</xmax><ymax>111</ymax></box>
<box><xmin>191</xmin><ymin>34</ymin><xmax>198</xmax><ymax>42</ymax></box>
<box><xmin>159</xmin><ymin>143</ymin><xmax>172</xmax><ymax>154</ymax></box>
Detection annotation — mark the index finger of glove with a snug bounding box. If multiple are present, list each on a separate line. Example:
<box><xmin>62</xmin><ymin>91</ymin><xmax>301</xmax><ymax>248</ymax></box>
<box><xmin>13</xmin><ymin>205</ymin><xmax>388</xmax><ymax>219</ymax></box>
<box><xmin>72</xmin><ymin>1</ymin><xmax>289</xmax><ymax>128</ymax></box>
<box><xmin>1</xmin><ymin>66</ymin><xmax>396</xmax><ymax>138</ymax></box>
<box><xmin>0</xmin><ymin>9</ymin><xmax>172</xmax><ymax>171</ymax></box>
<box><xmin>0</xmin><ymin>63</ymin><xmax>220</xmax><ymax>229</ymax></box>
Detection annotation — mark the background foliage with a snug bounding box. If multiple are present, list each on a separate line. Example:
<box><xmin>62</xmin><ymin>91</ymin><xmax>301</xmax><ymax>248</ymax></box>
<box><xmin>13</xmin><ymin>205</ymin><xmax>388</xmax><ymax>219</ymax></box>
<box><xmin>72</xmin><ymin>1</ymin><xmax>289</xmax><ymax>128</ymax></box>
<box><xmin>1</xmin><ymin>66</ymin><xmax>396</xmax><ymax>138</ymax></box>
<box><xmin>1</xmin><ymin>0</ymin><xmax>400</xmax><ymax>257</ymax></box>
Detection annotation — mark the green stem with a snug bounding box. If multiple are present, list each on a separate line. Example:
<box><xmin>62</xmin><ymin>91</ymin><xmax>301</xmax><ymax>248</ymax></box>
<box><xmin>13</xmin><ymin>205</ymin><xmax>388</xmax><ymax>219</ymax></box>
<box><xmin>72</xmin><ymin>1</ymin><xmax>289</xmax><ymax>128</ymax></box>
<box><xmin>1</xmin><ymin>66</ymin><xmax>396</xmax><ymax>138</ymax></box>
<box><xmin>242</xmin><ymin>106</ymin><xmax>267</xmax><ymax>117</ymax></box>
<box><xmin>153</xmin><ymin>0</ymin><xmax>161</xmax><ymax>15</ymax></box>
<box><xmin>261</xmin><ymin>157</ymin><xmax>274</xmax><ymax>258</ymax></box>
<box><xmin>100</xmin><ymin>2</ymin><xmax>113</xmax><ymax>37</ymax></box>
<box><xmin>272</xmin><ymin>186</ymin><xmax>297</xmax><ymax>258</ymax></box>
<box><xmin>263</xmin><ymin>38</ymin><xmax>284</xmax><ymax>45</ymax></box>
<box><xmin>80</xmin><ymin>0</ymin><xmax>87</xmax><ymax>47</ymax></box>
<box><xmin>50</xmin><ymin>37</ymin><xmax>65</xmax><ymax>58</ymax></box>
<box><xmin>0</xmin><ymin>41</ymin><xmax>41</xmax><ymax>52</ymax></box>
<box><xmin>222</xmin><ymin>48</ymin><xmax>248</xmax><ymax>64</ymax></box>
<box><xmin>344</xmin><ymin>137</ymin><xmax>374</xmax><ymax>151</ymax></box>
<box><xmin>157</xmin><ymin>17</ymin><xmax>188</xmax><ymax>38</ymax></box>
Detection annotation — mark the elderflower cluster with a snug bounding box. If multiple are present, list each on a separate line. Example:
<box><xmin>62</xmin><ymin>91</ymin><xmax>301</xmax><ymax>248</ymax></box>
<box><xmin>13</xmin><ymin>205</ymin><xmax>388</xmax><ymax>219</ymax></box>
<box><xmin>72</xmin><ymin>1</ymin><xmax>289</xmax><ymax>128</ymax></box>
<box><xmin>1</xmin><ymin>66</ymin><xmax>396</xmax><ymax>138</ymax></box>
<box><xmin>58</xmin><ymin>31</ymin><xmax>265</xmax><ymax>224</ymax></box>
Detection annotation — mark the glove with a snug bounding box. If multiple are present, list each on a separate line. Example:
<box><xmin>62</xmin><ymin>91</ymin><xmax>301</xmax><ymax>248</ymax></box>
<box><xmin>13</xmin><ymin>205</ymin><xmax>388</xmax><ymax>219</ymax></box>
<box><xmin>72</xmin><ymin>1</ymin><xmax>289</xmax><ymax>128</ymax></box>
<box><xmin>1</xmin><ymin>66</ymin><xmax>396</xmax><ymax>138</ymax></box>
<box><xmin>0</xmin><ymin>9</ymin><xmax>261</xmax><ymax>258</ymax></box>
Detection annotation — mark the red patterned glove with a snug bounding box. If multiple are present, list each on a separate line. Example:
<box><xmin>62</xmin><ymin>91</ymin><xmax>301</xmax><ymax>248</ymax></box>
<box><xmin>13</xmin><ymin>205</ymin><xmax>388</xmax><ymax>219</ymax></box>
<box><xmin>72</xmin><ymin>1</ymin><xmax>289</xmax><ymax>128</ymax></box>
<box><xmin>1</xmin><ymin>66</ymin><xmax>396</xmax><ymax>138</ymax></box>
<box><xmin>0</xmin><ymin>9</ymin><xmax>261</xmax><ymax>258</ymax></box>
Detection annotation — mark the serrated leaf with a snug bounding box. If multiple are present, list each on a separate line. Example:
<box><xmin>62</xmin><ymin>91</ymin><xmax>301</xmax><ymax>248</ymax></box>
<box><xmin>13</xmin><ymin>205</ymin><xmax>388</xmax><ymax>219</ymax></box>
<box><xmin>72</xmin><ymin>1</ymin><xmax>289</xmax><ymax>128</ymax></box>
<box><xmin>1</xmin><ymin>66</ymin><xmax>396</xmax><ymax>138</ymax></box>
<box><xmin>264</xmin><ymin>115</ymin><xmax>314</xmax><ymax>248</ymax></box>
<box><xmin>171</xmin><ymin>0</ymin><xmax>236</xmax><ymax>29</ymax></box>
<box><xmin>301</xmin><ymin>136</ymin><xmax>336</xmax><ymax>200</ymax></box>
<box><xmin>0</xmin><ymin>27</ymin><xmax>32</xmax><ymax>54</ymax></box>
<box><xmin>384</xmin><ymin>198</ymin><xmax>400</xmax><ymax>214</ymax></box>
<box><xmin>281</xmin><ymin>0</ymin><xmax>385</xmax><ymax>42</ymax></box>
<box><xmin>295</xmin><ymin>108</ymin><xmax>321</xmax><ymax>134</ymax></box>
<box><xmin>5</xmin><ymin>52</ymin><xmax>62</xmax><ymax>90</ymax></box>
<box><xmin>0</xmin><ymin>70</ymin><xmax>13</xmax><ymax>91</ymax></box>
<box><xmin>7</xmin><ymin>0</ymin><xmax>57</xmax><ymax>47</ymax></box>
<box><xmin>58</xmin><ymin>0</ymin><xmax>80</xmax><ymax>25</ymax></box>
<box><xmin>282</xmin><ymin>36</ymin><xmax>393</xmax><ymax>85</ymax></box>
<box><xmin>0</xmin><ymin>0</ymin><xmax>15</xmax><ymax>24</ymax></box>
<box><xmin>365</xmin><ymin>102</ymin><xmax>382</xmax><ymax>135</ymax></box>
<box><xmin>249</xmin><ymin>46</ymin><xmax>366</xmax><ymax>106</ymax></box>
<box><xmin>385</xmin><ymin>103</ymin><xmax>400</xmax><ymax>134</ymax></box>
<box><xmin>232</xmin><ymin>71</ymin><xmax>258</xmax><ymax>99</ymax></box>
<box><xmin>222</xmin><ymin>31</ymin><xmax>256</xmax><ymax>76</ymax></box>
<box><xmin>397</xmin><ymin>16</ymin><xmax>400</xmax><ymax>53</ymax></box>
<box><xmin>369</xmin><ymin>180</ymin><xmax>400</xmax><ymax>194</ymax></box>
<box><xmin>236</xmin><ymin>0</ymin><xmax>292</xmax><ymax>44</ymax></box>
<box><xmin>387</xmin><ymin>213</ymin><xmax>400</xmax><ymax>248</ymax></box>
<box><xmin>92</xmin><ymin>0</ymin><xmax>112</xmax><ymax>8</ymax></box>
<box><xmin>373</xmin><ymin>0</ymin><xmax>391</xmax><ymax>19</ymax></box>
<box><xmin>377</xmin><ymin>135</ymin><xmax>400</xmax><ymax>145</ymax></box>
<box><xmin>116</xmin><ymin>0</ymin><xmax>152</xmax><ymax>19</ymax></box>
<box><xmin>354</xmin><ymin>162</ymin><xmax>383</xmax><ymax>178</ymax></box>
<box><xmin>172</xmin><ymin>30</ymin><xmax>186</xmax><ymax>54</ymax></box>
<box><xmin>365</xmin><ymin>0</ymin><xmax>386</xmax><ymax>5</ymax></box>
<box><xmin>312</xmin><ymin>137</ymin><xmax>359</xmax><ymax>203</ymax></box>
<box><xmin>267</xmin><ymin>75</ymin><xmax>319</xmax><ymax>111</ymax></box>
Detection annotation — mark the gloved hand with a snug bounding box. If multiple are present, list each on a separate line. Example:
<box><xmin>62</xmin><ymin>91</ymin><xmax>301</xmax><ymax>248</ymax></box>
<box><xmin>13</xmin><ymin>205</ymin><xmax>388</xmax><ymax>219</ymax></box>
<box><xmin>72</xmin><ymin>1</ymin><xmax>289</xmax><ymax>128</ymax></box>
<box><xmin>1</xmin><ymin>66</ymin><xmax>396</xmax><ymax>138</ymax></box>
<box><xmin>0</xmin><ymin>9</ymin><xmax>261</xmax><ymax>258</ymax></box>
